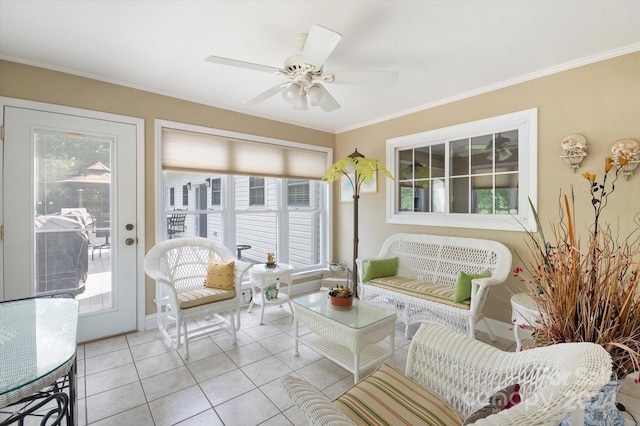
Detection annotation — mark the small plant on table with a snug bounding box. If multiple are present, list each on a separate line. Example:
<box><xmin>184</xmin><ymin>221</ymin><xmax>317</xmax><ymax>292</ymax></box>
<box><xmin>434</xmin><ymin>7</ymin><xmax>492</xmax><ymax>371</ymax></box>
<box><xmin>328</xmin><ymin>284</ymin><xmax>353</xmax><ymax>298</ymax></box>
<box><xmin>328</xmin><ymin>285</ymin><xmax>354</xmax><ymax>307</ymax></box>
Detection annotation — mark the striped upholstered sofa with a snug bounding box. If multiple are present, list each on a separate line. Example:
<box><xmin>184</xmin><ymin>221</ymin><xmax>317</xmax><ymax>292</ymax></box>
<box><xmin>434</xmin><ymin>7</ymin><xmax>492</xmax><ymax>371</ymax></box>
<box><xmin>281</xmin><ymin>322</ymin><xmax>611</xmax><ymax>426</ymax></box>
<box><xmin>356</xmin><ymin>233</ymin><xmax>512</xmax><ymax>338</ymax></box>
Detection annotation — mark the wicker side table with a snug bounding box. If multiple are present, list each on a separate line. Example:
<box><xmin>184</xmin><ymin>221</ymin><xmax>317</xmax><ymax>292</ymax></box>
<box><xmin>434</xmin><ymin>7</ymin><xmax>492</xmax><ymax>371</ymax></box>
<box><xmin>511</xmin><ymin>293</ymin><xmax>544</xmax><ymax>351</ymax></box>
<box><xmin>248</xmin><ymin>263</ymin><xmax>294</xmax><ymax>325</ymax></box>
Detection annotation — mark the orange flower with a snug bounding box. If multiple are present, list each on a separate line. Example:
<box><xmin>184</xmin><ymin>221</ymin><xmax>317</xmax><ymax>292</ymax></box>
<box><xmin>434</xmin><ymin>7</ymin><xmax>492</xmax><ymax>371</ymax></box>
<box><xmin>621</xmin><ymin>157</ymin><xmax>629</xmax><ymax>166</ymax></box>
<box><xmin>605</xmin><ymin>157</ymin><xmax>613</xmax><ymax>172</ymax></box>
<box><xmin>582</xmin><ymin>172</ymin><xmax>596</xmax><ymax>182</ymax></box>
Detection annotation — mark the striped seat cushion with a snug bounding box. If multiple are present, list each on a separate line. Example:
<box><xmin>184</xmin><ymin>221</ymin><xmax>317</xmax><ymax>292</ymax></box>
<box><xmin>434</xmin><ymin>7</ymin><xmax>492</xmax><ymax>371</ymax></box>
<box><xmin>368</xmin><ymin>277</ymin><xmax>471</xmax><ymax>310</ymax></box>
<box><xmin>334</xmin><ymin>363</ymin><xmax>463</xmax><ymax>426</ymax></box>
<box><xmin>177</xmin><ymin>287</ymin><xmax>235</xmax><ymax>309</ymax></box>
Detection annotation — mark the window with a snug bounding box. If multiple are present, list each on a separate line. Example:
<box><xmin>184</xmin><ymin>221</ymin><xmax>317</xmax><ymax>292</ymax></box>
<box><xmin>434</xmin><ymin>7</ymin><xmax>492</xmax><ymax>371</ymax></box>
<box><xmin>287</xmin><ymin>179</ymin><xmax>310</xmax><ymax>206</ymax></box>
<box><xmin>169</xmin><ymin>187</ymin><xmax>174</xmax><ymax>206</ymax></box>
<box><xmin>157</xmin><ymin>121</ymin><xmax>331</xmax><ymax>273</ymax></box>
<box><xmin>162</xmin><ymin>173</ymin><xmax>325</xmax><ymax>271</ymax></box>
<box><xmin>387</xmin><ymin>108</ymin><xmax>537</xmax><ymax>231</ymax></box>
<box><xmin>182</xmin><ymin>185</ymin><xmax>188</xmax><ymax>206</ymax></box>
<box><xmin>210</xmin><ymin>178</ymin><xmax>221</xmax><ymax>206</ymax></box>
<box><xmin>249</xmin><ymin>177</ymin><xmax>265</xmax><ymax>206</ymax></box>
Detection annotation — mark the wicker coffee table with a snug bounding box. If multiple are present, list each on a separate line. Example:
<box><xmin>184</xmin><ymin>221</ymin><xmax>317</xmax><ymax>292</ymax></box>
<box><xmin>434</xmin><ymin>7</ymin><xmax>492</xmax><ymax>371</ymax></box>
<box><xmin>292</xmin><ymin>291</ymin><xmax>396</xmax><ymax>383</ymax></box>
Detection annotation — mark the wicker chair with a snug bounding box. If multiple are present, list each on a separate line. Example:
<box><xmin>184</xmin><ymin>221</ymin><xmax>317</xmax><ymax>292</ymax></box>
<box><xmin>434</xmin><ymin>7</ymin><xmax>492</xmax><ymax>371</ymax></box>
<box><xmin>281</xmin><ymin>322</ymin><xmax>612</xmax><ymax>426</ymax></box>
<box><xmin>144</xmin><ymin>237</ymin><xmax>251</xmax><ymax>359</ymax></box>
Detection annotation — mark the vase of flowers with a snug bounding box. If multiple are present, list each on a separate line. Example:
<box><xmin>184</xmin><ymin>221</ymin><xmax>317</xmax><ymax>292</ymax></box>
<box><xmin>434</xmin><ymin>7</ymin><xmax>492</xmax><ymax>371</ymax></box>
<box><xmin>328</xmin><ymin>284</ymin><xmax>354</xmax><ymax>307</ymax></box>
<box><xmin>515</xmin><ymin>156</ymin><xmax>639</xmax><ymax>425</ymax></box>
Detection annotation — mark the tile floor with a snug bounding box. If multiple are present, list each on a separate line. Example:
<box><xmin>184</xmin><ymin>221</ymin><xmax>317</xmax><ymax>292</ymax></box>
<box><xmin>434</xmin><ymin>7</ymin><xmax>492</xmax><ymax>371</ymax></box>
<box><xmin>73</xmin><ymin>305</ymin><xmax>639</xmax><ymax>426</ymax></box>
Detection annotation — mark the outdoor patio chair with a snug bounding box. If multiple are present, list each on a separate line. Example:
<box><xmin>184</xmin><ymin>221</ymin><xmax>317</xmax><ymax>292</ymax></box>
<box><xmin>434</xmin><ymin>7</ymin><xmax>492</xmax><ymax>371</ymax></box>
<box><xmin>144</xmin><ymin>237</ymin><xmax>251</xmax><ymax>359</ymax></box>
<box><xmin>167</xmin><ymin>213</ymin><xmax>187</xmax><ymax>239</ymax></box>
<box><xmin>281</xmin><ymin>322</ymin><xmax>611</xmax><ymax>425</ymax></box>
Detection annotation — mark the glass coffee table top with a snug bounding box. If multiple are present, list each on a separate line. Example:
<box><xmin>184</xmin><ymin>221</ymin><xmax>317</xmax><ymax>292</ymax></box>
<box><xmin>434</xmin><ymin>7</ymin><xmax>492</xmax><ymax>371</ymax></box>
<box><xmin>292</xmin><ymin>291</ymin><xmax>395</xmax><ymax>329</ymax></box>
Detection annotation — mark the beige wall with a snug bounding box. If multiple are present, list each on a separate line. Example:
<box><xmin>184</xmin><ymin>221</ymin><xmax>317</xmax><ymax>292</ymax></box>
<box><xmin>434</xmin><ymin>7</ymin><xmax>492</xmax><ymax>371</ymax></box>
<box><xmin>0</xmin><ymin>60</ymin><xmax>335</xmax><ymax>315</ymax></box>
<box><xmin>2</xmin><ymin>52</ymin><xmax>639</xmax><ymax>324</ymax></box>
<box><xmin>335</xmin><ymin>51</ymin><xmax>640</xmax><ymax>323</ymax></box>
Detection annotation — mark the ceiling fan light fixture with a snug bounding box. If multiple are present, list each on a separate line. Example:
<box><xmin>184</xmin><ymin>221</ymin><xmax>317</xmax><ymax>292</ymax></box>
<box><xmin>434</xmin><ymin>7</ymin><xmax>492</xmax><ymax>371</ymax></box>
<box><xmin>293</xmin><ymin>92</ymin><xmax>308</xmax><ymax>110</ymax></box>
<box><xmin>308</xmin><ymin>84</ymin><xmax>325</xmax><ymax>106</ymax></box>
<box><xmin>282</xmin><ymin>83</ymin><xmax>301</xmax><ymax>105</ymax></box>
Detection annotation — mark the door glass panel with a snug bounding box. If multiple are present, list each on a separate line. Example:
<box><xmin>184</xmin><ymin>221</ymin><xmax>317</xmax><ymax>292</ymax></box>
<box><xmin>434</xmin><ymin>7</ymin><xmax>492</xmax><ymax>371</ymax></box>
<box><xmin>35</xmin><ymin>129</ymin><xmax>113</xmax><ymax>313</ymax></box>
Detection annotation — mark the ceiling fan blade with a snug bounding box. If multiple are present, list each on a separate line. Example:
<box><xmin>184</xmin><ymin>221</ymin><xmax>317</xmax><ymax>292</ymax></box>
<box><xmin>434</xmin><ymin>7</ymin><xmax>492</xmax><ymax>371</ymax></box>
<box><xmin>309</xmin><ymin>84</ymin><xmax>340</xmax><ymax>112</ymax></box>
<box><xmin>244</xmin><ymin>84</ymin><xmax>286</xmax><ymax>104</ymax></box>
<box><xmin>299</xmin><ymin>25</ymin><xmax>342</xmax><ymax>69</ymax></box>
<box><xmin>330</xmin><ymin>70</ymin><xmax>398</xmax><ymax>86</ymax></box>
<box><xmin>205</xmin><ymin>55</ymin><xmax>279</xmax><ymax>74</ymax></box>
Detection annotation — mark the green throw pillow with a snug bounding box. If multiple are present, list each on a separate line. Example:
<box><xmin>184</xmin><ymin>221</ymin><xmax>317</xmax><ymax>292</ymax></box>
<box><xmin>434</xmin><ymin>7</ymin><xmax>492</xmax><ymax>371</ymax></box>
<box><xmin>454</xmin><ymin>270</ymin><xmax>491</xmax><ymax>303</ymax></box>
<box><xmin>362</xmin><ymin>257</ymin><xmax>399</xmax><ymax>282</ymax></box>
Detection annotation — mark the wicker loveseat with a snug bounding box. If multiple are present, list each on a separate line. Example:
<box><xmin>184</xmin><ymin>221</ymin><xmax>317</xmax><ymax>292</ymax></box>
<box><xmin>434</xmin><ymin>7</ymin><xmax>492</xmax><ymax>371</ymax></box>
<box><xmin>281</xmin><ymin>322</ymin><xmax>612</xmax><ymax>426</ymax></box>
<box><xmin>356</xmin><ymin>233</ymin><xmax>512</xmax><ymax>338</ymax></box>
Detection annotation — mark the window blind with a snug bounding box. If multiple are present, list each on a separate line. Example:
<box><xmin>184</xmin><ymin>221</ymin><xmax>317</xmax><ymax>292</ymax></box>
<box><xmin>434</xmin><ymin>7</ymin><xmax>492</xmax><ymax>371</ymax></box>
<box><xmin>162</xmin><ymin>128</ymin><xmax>329</xmax><ymax>180</ymax></box>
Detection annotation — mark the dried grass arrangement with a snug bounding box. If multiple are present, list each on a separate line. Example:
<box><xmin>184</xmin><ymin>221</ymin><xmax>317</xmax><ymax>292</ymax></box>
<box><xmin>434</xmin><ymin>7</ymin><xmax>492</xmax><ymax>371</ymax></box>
<box><xmin>515</xmin><ymin>157</ymin><xmax>640</xmax><ymax>381</ymax></box>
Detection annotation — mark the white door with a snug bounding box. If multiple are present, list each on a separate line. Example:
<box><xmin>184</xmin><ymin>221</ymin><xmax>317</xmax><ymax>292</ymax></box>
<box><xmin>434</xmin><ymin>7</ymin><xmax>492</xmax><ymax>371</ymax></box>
<box><xmin>2</xmin><ymin>105</ymin><xmax>140</xmax><ymax>342</ymax></box>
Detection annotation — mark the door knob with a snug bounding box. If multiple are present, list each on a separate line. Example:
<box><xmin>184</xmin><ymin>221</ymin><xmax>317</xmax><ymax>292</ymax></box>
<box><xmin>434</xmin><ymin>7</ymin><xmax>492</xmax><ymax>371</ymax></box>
<box><xmin>126</xmin><ymin>224</ymin><xmax>134</xmax><ymax>230</ymax></box>
<box><xmin>125</xmin><ymin>238</ymin><xmax>135</xmax><ymax>246</ymax></box>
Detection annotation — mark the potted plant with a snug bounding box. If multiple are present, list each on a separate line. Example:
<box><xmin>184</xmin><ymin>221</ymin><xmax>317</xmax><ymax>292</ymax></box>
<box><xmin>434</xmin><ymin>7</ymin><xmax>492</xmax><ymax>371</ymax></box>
<box><xmin>328</xmin><ymin>284</ymin><xmax>354</xmax><ymax>307</ymax></box>
<box><xmin>515</xmin><ymin>156</ymin><xmax>639</xmax><ymax>425</ymax></box>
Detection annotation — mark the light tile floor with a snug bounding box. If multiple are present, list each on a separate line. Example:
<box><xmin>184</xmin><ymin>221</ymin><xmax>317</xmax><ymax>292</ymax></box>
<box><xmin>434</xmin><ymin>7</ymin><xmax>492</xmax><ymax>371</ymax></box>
<box><xmin>74</xmin><ymin>305</ymin><xmax>640</xmax><ymax>426</ymax></box>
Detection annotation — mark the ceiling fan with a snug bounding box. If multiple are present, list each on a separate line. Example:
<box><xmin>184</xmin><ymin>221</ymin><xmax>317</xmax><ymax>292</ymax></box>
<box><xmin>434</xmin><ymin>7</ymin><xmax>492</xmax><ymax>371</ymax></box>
<box><xmin>455</xmin><ymin>133</ymin><xmax>514</xmax><ymax>161</ymax></box>
<box><xmin>205</xmin><ymin>24</ymin><xmax>399</xmax><ymax>112</ymax></box>
<box><xmin>486</xmin><ymin>133</ymin><xmax>514</xmax><ymax>161</ymax></box>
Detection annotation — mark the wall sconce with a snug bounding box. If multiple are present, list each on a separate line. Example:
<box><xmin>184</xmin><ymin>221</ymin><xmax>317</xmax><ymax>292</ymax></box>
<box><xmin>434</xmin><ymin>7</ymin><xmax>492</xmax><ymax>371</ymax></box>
<box><xmin>205</xmin><ymin>178</ymin><xmax>211</xmax><ymax>187</ymax></box>
<box><xmin>560</xmin><ymin>134</ymin><xmax>588</xmax><ymax>173</ymax></box>
<box><xmin>186</xmin><ymin>182</ymin><xmax>192</xmax><ymax>191</ymax></box>
<box><xmin>611</xmin><ymin>138</ymin><xmax>640</xmax><ymax>181</ymax></box>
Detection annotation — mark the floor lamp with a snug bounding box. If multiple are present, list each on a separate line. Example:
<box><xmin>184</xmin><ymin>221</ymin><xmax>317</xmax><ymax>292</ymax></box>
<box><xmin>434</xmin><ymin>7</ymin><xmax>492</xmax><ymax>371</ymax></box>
<box><xmin>323</xmin><ymin>149</ymin><xmax>393</xmax><ymax>298</ymax></box>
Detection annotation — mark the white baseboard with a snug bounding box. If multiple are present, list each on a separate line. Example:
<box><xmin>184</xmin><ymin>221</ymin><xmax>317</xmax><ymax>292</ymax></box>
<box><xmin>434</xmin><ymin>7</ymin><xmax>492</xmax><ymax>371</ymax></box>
<box><xmin>144</xmin><ymin>279</ymin><xmax>322</xmax><ymax>331</ymax></box>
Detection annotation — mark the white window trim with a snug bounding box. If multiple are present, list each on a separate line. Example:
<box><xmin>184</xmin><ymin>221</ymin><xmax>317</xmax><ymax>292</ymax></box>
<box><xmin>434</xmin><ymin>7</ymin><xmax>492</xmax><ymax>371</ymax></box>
<box><xmin>386</xmin><ymin>108</ymin><xmax>538</xmax><ymax>232</ymax></box>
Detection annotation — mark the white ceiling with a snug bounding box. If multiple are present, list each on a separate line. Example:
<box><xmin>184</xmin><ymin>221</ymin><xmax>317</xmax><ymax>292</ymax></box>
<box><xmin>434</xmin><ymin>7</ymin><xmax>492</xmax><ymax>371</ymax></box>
<box><xmin>1</xmin><ymin>1</ymin><xmax>639</xmax><ymax>134</ymax></box>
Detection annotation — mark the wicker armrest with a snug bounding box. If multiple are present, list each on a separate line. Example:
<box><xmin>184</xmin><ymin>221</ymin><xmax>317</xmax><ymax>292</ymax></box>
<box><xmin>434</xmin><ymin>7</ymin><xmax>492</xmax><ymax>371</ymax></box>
<box><xmin>280</xmin><ymin>375</ymin><xmax>355</xmax><ymax>426</ymax></box>
<box><xmin>407</xmin><ymin>323</ymin><xmax>612</xmax><ymax>425</ymax></box>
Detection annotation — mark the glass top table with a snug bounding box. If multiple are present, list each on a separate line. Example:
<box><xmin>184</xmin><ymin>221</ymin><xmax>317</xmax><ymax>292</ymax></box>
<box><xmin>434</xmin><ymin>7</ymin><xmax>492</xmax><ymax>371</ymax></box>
<box><xmin>0</xmin><ymin>297</ymin><xmax>79</xmax><ymax>418</ymax></box>
<box><xmin>292</xmin><ymin>291</ymin><xmax>396</xmax><ymax>383</ymax></box>
<box><xmin>292</xmin><ymin>291</ymin><xmax>396</xmax><ymax>329</ymax></box>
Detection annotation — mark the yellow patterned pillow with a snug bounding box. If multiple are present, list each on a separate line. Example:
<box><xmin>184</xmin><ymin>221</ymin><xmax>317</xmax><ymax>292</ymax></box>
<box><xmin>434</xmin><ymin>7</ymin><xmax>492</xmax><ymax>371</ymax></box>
<box><xmin>204</xmin><ymin>261</ymin><xmax>235</xmax><ymax>291</ymax></box>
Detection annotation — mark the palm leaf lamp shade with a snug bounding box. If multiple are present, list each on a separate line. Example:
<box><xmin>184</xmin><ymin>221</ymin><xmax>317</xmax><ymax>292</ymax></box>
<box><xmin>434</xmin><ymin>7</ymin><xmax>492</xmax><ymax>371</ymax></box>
<box><xmin>323</xmin><ymin>149</ymin><xmax>393</xmax><ymax>298</ymax></box>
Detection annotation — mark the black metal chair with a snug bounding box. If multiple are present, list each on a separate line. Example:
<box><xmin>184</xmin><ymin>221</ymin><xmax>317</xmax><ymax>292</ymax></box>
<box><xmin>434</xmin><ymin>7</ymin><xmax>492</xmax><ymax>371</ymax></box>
<box><xmin>167</xmin><ymin>213</ymin><xmax>187</xmax><ymax>239</ymax></box>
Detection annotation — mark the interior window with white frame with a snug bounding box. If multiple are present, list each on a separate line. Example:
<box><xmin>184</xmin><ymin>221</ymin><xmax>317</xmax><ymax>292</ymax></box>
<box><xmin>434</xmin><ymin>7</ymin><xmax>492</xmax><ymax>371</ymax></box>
<box><xmin>386</xmin><ymin>108</ymin><xmax>537</xmax><ymax>231</ymax></box>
